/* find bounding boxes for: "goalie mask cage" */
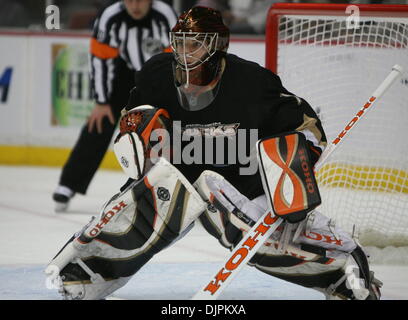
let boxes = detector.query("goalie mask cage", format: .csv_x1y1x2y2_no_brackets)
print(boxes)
266,3,408,247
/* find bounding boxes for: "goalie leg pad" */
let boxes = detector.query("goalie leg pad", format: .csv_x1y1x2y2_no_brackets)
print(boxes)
194,170,264,249
248,208,380,300
193,172,379,300
46,158,206,300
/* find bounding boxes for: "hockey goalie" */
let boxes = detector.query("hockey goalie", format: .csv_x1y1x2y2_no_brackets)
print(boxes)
45,6,382,300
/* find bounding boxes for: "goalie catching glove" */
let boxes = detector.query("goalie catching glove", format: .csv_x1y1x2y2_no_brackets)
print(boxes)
113,105,172,180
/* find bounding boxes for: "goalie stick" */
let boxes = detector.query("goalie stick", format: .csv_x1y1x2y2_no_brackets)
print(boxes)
192,64,404,300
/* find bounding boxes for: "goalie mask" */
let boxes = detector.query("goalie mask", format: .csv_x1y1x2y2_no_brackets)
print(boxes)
170,6,229,111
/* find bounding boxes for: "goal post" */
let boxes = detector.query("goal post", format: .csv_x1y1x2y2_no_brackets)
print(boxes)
265,3,408,247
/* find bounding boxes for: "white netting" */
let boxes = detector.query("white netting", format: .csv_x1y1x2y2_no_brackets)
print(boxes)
275,14,408,247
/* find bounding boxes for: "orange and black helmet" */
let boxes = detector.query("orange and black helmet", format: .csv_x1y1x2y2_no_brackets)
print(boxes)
170,7,229,111
171,6,229,54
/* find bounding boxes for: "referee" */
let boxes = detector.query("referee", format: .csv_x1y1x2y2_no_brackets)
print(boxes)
53,0,177,211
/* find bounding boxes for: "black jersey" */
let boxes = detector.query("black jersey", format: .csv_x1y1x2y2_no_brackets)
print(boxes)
127,53,327,199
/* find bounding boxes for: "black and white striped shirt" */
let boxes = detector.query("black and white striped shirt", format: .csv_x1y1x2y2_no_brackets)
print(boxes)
90,0,177,105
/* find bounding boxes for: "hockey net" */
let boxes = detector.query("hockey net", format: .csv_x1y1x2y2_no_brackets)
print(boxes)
266,3,408,249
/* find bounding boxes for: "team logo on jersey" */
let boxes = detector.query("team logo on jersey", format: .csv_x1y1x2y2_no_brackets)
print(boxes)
149,121,259,175
182,123,240,138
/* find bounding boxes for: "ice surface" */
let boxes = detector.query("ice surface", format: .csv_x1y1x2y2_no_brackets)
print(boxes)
0,165,407,300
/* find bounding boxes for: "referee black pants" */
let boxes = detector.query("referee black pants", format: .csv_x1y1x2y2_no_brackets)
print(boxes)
58,62,136,194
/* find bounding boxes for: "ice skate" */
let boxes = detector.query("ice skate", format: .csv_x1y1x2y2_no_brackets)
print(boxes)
53,185,75,212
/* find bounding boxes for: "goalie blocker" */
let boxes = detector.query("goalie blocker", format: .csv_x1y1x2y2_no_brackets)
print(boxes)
257,131,321,223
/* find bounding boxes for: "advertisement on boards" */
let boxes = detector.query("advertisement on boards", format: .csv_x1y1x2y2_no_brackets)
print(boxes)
51,43,94,127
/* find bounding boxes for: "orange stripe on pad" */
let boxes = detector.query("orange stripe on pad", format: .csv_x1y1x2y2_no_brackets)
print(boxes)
262,135,305,215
